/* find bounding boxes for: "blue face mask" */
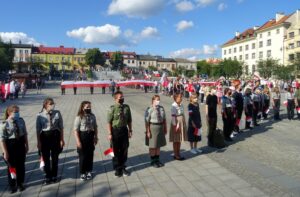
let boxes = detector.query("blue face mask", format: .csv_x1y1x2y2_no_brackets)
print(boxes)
13,112,20,120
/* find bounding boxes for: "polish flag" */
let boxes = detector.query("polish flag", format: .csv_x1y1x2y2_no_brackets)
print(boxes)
104,148,114,157
9,167,17,179
283,101,288,107
297,107,300,114
246,116,252,122
40,156,45,171
194,128,202,136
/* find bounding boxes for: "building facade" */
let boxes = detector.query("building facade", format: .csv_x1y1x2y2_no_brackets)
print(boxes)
137,55,158,69
174,58,197,71
12,43,33,63
157,58,176,72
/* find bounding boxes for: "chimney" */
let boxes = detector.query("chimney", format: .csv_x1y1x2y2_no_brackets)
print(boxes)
235,31,240,37
276,12,285,22
297,9,300,25
253,26,259,30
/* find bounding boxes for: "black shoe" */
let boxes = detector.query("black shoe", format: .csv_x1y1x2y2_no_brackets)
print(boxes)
52,177,58,183
152,162,160,168
43,178,52,185
122,168,131,177
225,137,233,142
114,170,122,177
10,186,17,194
254,123,259,126
173,156,185,161
245,126,253,130
156,161,164,167
18,184,26,192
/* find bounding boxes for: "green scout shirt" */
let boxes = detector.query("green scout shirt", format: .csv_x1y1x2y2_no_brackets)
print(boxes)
74,114,97,132
107,104,132,128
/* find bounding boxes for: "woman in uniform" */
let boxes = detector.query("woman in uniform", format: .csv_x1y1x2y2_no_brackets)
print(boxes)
170,93,187,160
244,88,253,129
272,87,281,121
0,105,29,193
145,95,167,168
262,87,271,119
222,88,234,141
187,93,202,154
74,101,98,180
36,98,65,185
286,86,295,120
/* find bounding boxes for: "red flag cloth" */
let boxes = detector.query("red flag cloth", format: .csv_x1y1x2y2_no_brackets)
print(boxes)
104,148,114,157
9,167,17,179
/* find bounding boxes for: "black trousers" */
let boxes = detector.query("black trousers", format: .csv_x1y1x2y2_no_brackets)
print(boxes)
112,127,129,171
263,100,270,119
287,99,295,120
253,102,259,125
90,87,94,94
245,105,253,128
200,93,204,103
297,99,300,119
102,87,105,94
223,110,234,138
273,99,280,120
73,87,77,95
5,136,26,188
40,130,62,179
207,117,217,146
78,132,95,174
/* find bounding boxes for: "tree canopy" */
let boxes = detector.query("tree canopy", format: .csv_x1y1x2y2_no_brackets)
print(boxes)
85,48,105,68
0,38,14,72
257,58,279,79
110,51,124,70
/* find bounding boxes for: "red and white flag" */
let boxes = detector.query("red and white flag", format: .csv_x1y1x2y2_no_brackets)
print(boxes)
9,167,17,179
193,128,202,136
246,116,252,123
283,100,288,107
40,156,45,171
297,107,300,114
104,148,114,157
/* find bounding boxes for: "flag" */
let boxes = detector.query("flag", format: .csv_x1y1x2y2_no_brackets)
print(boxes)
283,101,288,107
265,108,270,114
104,148,114,157
40,156,45,171
246,116,252,122
193,128,202,136
297,107,300,114
9,167,17,179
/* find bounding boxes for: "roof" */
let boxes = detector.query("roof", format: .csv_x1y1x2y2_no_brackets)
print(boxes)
12,44,33,48
107,51,136,58
75,48,88,54
157,58,176,62
257,14,291,31
174,58,195,63
223,28,255,46
33,45,75,54
137,55,158,61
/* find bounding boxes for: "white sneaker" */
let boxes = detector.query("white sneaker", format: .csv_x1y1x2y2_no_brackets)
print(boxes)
86,172,92,180
230,133,235,138
196,148,203,154
190,149,197,154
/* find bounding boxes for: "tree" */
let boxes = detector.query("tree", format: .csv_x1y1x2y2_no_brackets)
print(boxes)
0,38,14,72
110,51,124,70
85,48,105,69
219,59,243,79
291,55,300,78
257,58,279,79
274,64,294,81
196,60,212,77
148,65,157,71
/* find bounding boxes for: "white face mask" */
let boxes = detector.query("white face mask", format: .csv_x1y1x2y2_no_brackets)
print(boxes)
154,100,160,106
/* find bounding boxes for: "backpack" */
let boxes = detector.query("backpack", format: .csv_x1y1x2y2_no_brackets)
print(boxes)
213,128,226,148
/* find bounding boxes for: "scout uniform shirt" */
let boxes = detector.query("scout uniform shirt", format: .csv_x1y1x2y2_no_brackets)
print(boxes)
222,96,233,114
74,114,97,132
145,105,166,124
36,109,64,135
107,104,132,128
171,102,184,126
0,118,27,141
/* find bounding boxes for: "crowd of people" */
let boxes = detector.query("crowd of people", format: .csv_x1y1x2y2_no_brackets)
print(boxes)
1,76,300,194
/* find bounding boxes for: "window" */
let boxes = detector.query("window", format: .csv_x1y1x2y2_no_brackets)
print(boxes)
277,29,280,34
143,61,145,65
289,43,295,49
297,41,300,47
239,46,243,52
289,32,295,38
299,29,300,35
239,55,243,60
56,57,59,61
19,49,23,54
252,65,256,73
25,50,29,54
259,41,263,48
259,51,263,59
49,57,53,61
234,48,237,53
267,50,271,58
245,65,249,75
289,54,295,61
268,31,271,36
245,54,249,60
234,56,237,60
252,53,255,59
297,53,300,59
252,43,255,49
260,34,262,38
128,60,130,63
229,49,231,54
224,50,227,55
68,57,70,62
245,45,249,51
267,39,271,46
132,60,135,63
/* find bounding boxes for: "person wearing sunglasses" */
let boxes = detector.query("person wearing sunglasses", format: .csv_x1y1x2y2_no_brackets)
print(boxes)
36,98,64,185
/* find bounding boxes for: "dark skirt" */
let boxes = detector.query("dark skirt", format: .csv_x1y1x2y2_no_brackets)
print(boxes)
145,124,166,148
187,126,201,142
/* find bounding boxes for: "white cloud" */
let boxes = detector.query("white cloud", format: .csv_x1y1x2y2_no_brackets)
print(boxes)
195,0,215,7
169,45,218,59
176,1,195,12
0,32,40,45
176,20,194,32
66,24,128,46
140,27,159,38
203,44,218,55
108,0,165,18
237,0,244,3
218,3,227,11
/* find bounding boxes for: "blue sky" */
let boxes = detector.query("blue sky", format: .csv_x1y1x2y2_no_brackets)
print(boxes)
0,0,298,60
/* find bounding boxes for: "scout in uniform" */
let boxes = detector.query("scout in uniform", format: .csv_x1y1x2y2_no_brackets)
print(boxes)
36,98,65,184
271,87,281,120
107,91,132,177
232,85,244,133
252,88,261,126
286,86,295,120
0,105,29,193
244,88,253,129
145,95,167,168
74,101,98,181
262,87,271,119
206,87,218,147
222,88,234,141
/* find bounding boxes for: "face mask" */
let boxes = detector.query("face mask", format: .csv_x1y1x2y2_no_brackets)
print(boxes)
13,112,20,120
49,105,55,111
84,108,91,114
119,98,124,104
154,100,160,106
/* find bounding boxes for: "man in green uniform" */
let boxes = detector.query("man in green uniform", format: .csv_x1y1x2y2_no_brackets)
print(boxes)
107,91,132,177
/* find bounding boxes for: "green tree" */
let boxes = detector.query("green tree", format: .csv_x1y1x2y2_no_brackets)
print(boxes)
110,51,124,70
257,58,279,79
148,65,157,71
274,64,294,81
219,59,243,79
290,55,300,78
196,60,212,76
85,48,105,69
0,38,14,71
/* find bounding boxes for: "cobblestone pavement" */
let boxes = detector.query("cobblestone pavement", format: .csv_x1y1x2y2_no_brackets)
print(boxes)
0,84,299,197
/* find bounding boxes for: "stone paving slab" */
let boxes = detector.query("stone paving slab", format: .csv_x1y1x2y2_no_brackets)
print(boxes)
0,84,297,196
